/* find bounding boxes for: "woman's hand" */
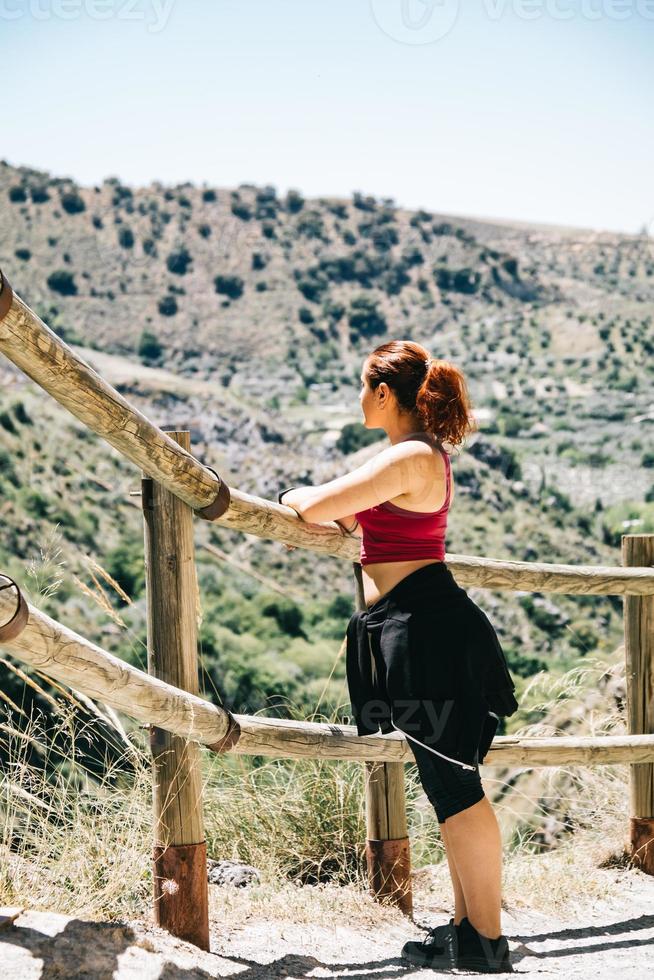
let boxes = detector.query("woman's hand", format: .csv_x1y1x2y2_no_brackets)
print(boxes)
283,518,350,552
282,501,302,552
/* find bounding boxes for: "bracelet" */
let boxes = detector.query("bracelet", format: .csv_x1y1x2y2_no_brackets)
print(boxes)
278,485,302,505
339,518,359,534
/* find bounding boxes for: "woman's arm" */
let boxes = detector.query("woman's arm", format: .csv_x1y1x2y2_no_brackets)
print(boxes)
278,441,433,524
280,510,361,553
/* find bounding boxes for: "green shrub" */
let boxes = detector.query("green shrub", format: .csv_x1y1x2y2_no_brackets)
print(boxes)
259,595,305,638
568,620,599,654
0,446,18,485
105,540,146,599
231,200,252,221
14,248,31,261
348,295,387,338
518,595,568,635
202,188,217,202
336,422,382,455
60,190,85,214
353,190,376,211
502,645,548,677
30,185,50,203
433,264,481,294
111,183,133,206
157,295,178,317
296,210,325,239
166,246,192,275
358,220,398,252
138,329,164,363
499,413,522,438
23,489,51,519
602,501,654,546
255,185,278,220
118,226,134,248
8,185,27,203
47,270,77,296
214,274,244,299
433,265,452,290
380,262,410,295
453,267,481,293
13,402,32,425
401,245,424,267
295,271,328,303
285,189,304,213
328,201,349,219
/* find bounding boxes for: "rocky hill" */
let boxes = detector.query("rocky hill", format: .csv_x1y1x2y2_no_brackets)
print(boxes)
2,162,654,955
1,158,653,742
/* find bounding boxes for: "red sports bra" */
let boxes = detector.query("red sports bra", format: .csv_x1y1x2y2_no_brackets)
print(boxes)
354,434,451,566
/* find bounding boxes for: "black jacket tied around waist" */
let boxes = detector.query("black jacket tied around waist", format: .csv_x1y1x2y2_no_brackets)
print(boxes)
345,562,519,770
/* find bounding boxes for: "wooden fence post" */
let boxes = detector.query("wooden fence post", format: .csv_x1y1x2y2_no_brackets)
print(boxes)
353,562,413,917
143,430,210,950
622,533,654,875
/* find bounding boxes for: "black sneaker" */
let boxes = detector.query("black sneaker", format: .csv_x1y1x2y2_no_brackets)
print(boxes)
455,916,513,973
400,916,458,970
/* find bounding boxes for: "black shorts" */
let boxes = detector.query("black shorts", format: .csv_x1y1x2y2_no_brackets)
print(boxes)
345,562,519,822
407,737,486,824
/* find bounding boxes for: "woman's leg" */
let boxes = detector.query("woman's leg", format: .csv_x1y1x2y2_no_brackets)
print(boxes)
438,820,468,925
440,796,503,940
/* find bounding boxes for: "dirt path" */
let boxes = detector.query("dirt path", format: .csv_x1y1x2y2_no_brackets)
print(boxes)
2,862,653,978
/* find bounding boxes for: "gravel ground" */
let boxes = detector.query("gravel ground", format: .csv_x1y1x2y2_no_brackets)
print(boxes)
1,863,653,978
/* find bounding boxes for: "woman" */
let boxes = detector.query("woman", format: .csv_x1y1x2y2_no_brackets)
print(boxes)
278,340,517,974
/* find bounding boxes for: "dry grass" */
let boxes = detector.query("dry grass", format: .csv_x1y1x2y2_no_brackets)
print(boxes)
0,708,152,919
0,653,638,928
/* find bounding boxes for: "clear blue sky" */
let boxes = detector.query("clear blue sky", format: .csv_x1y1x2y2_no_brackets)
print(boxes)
2,0,652,234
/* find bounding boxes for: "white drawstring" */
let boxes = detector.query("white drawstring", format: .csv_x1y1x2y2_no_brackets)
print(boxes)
389,719,479,771
367,628,478,772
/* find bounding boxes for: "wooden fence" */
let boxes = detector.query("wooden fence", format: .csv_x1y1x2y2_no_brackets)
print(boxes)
1,267,653,948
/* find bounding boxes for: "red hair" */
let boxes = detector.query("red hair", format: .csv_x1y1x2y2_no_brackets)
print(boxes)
365,340,477,448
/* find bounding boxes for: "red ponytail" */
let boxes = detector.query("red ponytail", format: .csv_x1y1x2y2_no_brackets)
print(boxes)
366,341,477,448
416,357,477,447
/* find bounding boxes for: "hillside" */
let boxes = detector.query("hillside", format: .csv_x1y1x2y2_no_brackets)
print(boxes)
1,158,652,499
1,159,653,848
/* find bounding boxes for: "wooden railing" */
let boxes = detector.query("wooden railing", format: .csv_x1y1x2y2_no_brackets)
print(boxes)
1,267,653,946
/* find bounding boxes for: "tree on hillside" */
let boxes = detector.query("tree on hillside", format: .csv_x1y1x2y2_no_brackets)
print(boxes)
348,295,387,338
60,190,86,214
214,274,244,299
138,329,164,363
47,270,77,296
166,246,192,275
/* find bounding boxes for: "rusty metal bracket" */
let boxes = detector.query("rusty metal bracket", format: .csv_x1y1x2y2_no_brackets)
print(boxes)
207,711,241,754
0,269,14,320
0,577,29,643
194,466,231,522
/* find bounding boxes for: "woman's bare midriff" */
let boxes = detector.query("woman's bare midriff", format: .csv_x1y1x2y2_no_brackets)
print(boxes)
357,439,454,608
361,558,444,608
